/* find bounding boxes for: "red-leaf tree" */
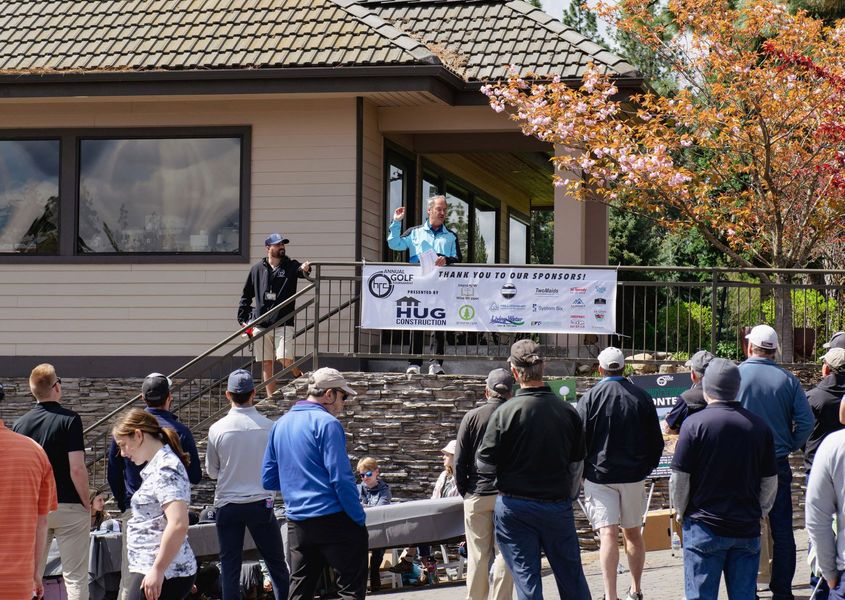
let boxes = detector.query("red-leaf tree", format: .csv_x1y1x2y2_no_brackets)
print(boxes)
482,0,845,359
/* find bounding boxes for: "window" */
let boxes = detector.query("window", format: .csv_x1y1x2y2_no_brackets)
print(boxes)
78,138,241,254
0,127,250,263
384,148,416,262
0,140,60,254
509,213,529,264
475,201,497,264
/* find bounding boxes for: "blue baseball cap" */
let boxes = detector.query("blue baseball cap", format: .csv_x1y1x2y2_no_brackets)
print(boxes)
264,233,290,246
227,369,255,393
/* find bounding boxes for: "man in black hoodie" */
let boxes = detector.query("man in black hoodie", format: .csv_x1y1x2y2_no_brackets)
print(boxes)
664,350,715,433
805,347,845,472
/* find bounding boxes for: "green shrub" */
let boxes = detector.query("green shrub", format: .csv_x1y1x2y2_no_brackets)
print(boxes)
654,300,713,354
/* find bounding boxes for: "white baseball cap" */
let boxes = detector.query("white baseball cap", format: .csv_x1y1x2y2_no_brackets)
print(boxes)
598,346,625,370
745,324,779,350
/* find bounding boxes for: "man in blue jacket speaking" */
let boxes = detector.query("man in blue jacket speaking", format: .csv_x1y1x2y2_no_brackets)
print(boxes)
387,195,462,375
262,367,367,600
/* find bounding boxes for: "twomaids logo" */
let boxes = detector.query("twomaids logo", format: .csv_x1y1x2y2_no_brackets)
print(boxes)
535,287,559,296
395,296,446,325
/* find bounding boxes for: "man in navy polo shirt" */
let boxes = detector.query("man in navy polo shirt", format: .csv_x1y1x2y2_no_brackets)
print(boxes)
671,358,778,600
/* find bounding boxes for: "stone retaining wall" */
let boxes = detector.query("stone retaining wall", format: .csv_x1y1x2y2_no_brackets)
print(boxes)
1,369,818,552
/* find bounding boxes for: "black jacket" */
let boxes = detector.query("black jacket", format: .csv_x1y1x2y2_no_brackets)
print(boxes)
577,377,664,484
455,396,509,496
476,385,585,500
237,256,304,328
665,384,706,431
804,373,845,470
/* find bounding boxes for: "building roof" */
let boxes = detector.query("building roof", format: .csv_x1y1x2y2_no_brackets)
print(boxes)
0,0,636,82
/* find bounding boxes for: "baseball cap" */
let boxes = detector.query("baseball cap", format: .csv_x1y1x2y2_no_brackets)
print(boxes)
141,373,172,403
227,369,254,393
745,324,779,350
264,233,290,246
824,331,845,350
508,340,543,367
685,350,715,375
702,358,742,402
309,367,357,396
198,506,217,523
485,368,514,395
598,346,625,370
441,440,457,455
822,348,845,372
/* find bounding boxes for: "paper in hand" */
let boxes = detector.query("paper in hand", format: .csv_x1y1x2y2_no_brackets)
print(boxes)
418,249,439,275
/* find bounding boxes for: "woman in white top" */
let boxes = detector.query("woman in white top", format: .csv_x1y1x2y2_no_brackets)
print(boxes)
112,408,196,600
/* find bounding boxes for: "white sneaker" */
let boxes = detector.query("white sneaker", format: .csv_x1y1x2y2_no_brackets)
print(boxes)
406,365,421,375
428,363,445,375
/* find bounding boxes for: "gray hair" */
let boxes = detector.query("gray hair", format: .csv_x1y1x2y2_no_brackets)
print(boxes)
308,386,329,397
427,195,447,210
511,362,544,382
602,367,625,377
750,344,777,358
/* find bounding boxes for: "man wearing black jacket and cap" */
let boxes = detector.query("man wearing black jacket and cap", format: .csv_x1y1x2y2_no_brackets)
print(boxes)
238,233,311,398
664,350,715,433
454,368,514,600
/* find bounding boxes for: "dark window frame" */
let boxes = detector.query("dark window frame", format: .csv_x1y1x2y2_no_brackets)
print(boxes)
0,126,251,264
383,143,417,261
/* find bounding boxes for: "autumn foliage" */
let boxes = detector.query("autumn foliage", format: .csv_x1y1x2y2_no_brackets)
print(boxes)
482,0,845,271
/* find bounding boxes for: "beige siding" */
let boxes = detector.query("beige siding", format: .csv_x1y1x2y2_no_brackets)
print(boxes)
0,97,358,357
361,99,384,262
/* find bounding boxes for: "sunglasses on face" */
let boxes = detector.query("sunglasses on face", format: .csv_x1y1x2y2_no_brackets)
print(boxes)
334,389,349,401
359,470,374,478
52,377,62,388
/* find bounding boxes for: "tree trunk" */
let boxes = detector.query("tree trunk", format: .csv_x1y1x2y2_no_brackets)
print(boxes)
774,275,795,363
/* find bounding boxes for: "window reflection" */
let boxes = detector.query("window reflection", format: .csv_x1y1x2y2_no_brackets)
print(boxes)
509,217,528,264
475,203,496,264
78,138,241,253
445,187,470,261
0,140,60,254
387,164,404,228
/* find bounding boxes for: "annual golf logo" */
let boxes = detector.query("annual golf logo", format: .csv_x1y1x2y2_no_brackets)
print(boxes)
367,273,394,299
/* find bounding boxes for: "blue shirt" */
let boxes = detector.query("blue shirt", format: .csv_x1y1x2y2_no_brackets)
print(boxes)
737,357,813,458
387,219,462,264
262,401,365,525
107,407,202,512
672,402,777,537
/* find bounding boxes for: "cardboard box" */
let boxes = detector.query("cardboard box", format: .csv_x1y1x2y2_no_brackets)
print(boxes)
642,508,682,551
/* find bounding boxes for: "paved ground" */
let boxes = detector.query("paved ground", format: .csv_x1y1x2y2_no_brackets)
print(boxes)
372,529,815,600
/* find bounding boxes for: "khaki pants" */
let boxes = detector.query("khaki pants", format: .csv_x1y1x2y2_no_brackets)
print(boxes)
464,494,513,600
757,517,773,584
117,509,133,600
38,503,90,600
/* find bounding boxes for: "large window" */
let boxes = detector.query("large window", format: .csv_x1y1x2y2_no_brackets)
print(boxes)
384,148,416,261
0,140,60,254
0,128,250,262
509,213,529,264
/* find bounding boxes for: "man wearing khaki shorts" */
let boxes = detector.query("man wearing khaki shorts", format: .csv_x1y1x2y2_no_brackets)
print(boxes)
238,233,311,397
576,347,664,600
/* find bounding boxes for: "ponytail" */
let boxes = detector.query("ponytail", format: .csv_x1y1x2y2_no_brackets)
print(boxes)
112,408,190,469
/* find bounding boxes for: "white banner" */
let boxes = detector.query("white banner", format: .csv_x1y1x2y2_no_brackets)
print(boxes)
361,264,617,334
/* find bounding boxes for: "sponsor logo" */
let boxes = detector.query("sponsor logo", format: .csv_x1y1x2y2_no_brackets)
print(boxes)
530,320,543,326
367,273,394,299
458,305,476,321
594,297,607,305
535,287,559,296
533,303,565,312
501,283,517,299
656,375,675,386
570,314,586,319
569,318,586,329
593,310,607,321
489,303,500,311
569,287,588,294
596,285,608,294
571,297,586,307
395,296,446,325
490,315,525,327
458,284,478,299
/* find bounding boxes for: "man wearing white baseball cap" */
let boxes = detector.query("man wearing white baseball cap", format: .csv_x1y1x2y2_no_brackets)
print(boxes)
262,367,366,600
577,347,663,600
737,325,813,600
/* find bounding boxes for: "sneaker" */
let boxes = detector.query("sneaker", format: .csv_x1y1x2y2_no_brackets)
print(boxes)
626,590,643,600
406,365,421,375
428,363,445,375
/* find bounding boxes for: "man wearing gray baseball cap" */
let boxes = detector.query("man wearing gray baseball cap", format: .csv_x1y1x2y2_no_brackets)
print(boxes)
672,357,777,600
262,367,366,599
454,368,515,600
664,350,715,433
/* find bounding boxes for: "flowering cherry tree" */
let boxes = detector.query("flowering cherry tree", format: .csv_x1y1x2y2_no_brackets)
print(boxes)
483,0,845,359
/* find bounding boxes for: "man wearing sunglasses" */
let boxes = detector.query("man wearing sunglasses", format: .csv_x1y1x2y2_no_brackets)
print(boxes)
262,367,367,600
13,363,90,600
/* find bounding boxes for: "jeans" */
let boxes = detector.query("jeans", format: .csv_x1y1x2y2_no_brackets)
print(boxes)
216,500,289,600
682,519,760,600
494,495,590,600
823,571,845,600
288,511,369,600
769,457,797,600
